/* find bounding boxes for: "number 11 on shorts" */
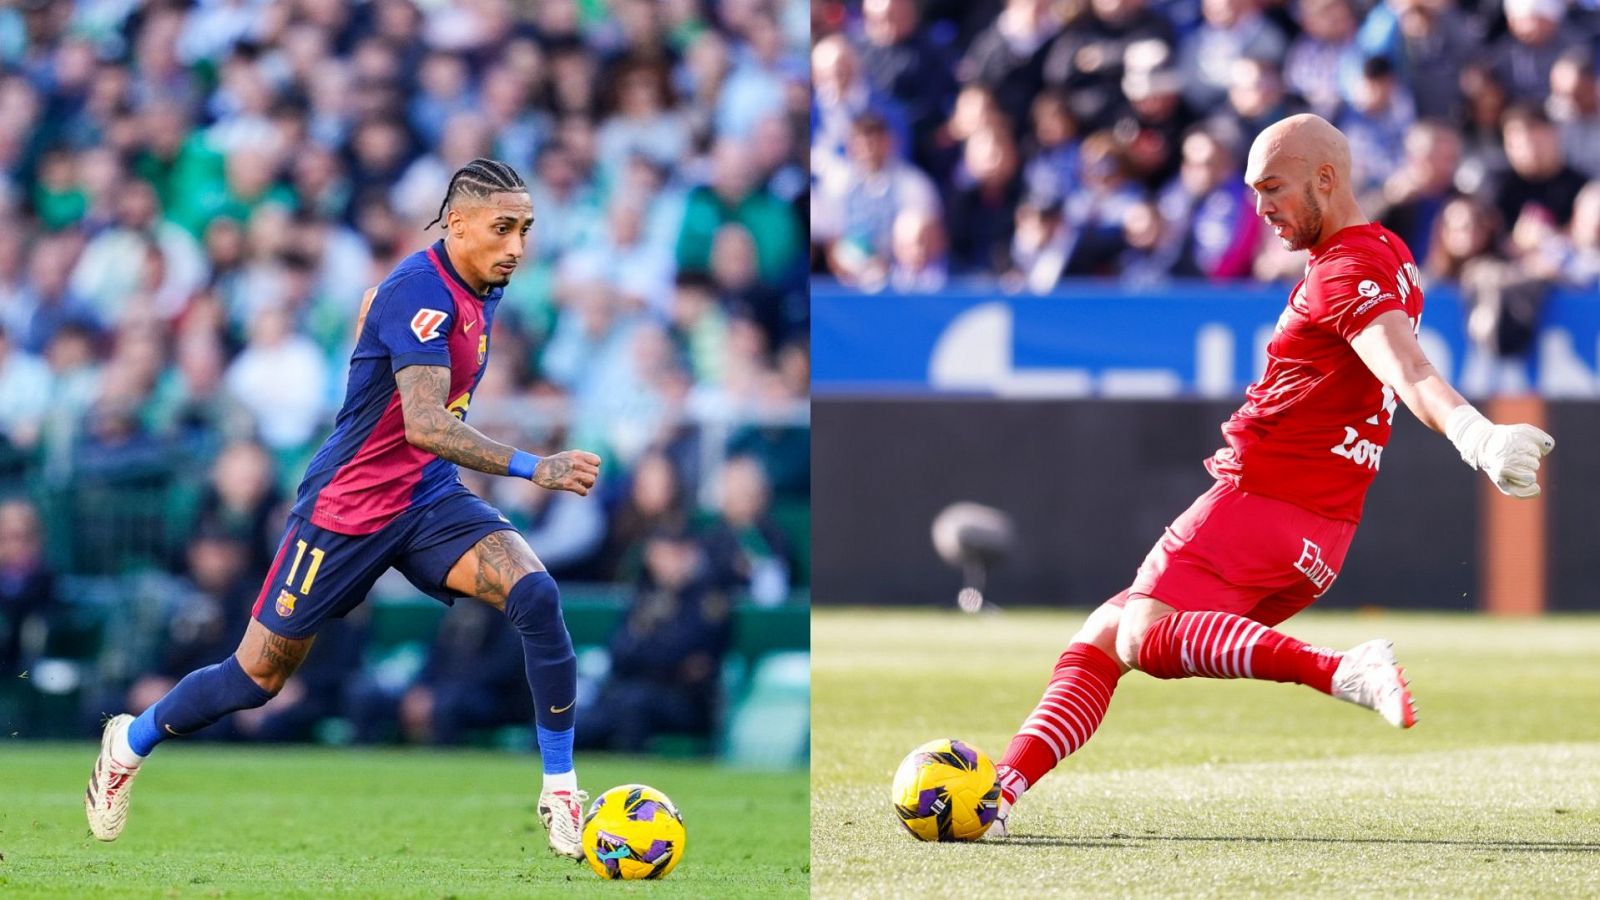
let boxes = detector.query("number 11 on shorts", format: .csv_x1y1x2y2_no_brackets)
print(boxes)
286,539,326,594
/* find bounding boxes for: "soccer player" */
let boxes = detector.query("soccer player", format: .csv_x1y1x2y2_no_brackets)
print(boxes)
85,159,604,859
988,115,1555,836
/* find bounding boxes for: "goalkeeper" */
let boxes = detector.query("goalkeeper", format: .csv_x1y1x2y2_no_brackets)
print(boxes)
989,115,1554,837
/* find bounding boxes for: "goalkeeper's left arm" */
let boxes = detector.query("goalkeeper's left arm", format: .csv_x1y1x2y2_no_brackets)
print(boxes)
1351,310,1554,498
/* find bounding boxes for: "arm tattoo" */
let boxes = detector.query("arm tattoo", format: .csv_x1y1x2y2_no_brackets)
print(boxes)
395,365,515,475
257,631,313,676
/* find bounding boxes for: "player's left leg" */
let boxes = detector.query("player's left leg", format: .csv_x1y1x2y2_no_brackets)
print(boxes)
1118,592,1417,728
440,529,583,859
1112,481,1418,727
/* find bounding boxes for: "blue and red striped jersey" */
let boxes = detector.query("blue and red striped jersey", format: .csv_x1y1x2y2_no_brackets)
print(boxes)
291,240,502,535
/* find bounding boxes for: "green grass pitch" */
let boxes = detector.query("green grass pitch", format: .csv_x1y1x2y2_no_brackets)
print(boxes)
0,745,807,897
812,608,1600,898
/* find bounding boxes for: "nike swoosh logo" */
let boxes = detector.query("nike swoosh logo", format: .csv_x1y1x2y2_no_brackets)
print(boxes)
549,701,574,714
164,723,188,736
464,318,478,332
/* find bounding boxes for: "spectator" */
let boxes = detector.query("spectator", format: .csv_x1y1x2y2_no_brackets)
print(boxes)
1284,0,1362,120
947,122,1025,273
1042,0,1176,130
1112,62,1199,190
1559,179,1600,286
813,112,941,288
811,34,912,184
676,137,803,287
189,439,282,575
1206,56,1306,156
69,177,207,323
1177,0,1287,111
959,0,1064,128
1021,88,1083,208
1547,48,1600,179
9,233,95,354
0,325,52,450
223,304,329,454
1156,128,1261,280
1491,105,1589,231
703,455,793,606
1371,120,1462,259
575,526,732,753
855,0,959,173
597,58,691,179
1354,0,1479,120
1456,64,1511,189
887,208,951,293
1489,0,1579,105
1425,194,1504,283
0,498,54,680
1061,130,1144,275
1117,198,1195,285
348,601,532,745
1006,195,1074,292
716,10,802,140
1338,56,1417,196
125,529,256,730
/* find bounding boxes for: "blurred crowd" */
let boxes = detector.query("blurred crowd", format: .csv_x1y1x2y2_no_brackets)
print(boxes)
0,0,810,751
811,0,1600,341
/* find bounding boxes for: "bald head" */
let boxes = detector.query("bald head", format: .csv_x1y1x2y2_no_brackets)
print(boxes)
1245,114,1365,250
1246,113,1351,189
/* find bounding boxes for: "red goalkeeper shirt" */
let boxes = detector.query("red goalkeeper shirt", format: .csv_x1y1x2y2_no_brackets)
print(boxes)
1205,222,1425,522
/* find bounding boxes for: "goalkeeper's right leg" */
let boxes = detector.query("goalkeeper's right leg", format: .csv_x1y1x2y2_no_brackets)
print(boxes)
990,596,1130,838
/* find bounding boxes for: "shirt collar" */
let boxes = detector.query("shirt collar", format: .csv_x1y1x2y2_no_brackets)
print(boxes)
432,239,495,298
1307,221,1374,261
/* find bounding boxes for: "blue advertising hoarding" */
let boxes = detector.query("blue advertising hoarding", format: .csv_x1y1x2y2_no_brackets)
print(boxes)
813,280,1600,398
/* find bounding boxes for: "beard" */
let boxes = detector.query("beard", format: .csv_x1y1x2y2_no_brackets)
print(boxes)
1282,184,1324,251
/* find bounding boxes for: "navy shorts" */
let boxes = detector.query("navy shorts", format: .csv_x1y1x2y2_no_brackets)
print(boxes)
251,489,514,639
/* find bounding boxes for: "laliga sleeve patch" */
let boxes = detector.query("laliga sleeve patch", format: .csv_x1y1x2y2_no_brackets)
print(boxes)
410,308,449,342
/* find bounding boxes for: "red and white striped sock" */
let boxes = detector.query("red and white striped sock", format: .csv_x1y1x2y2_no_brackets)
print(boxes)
996,642,1122,804
1136,610,1341,692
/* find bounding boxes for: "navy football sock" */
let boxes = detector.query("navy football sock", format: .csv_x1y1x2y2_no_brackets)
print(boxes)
127,655,276,756
503,571,577,774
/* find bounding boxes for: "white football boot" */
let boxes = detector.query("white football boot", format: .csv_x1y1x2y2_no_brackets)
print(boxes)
989,795,1013,838
85,714,142,841
987,764,1026,839
538,788,588,859
1331,639,1419,728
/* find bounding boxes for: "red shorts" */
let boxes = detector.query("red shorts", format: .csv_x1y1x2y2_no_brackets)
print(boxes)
1114,480,1357,627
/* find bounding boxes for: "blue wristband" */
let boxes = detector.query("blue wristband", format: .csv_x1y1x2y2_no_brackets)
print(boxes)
508,450,541,480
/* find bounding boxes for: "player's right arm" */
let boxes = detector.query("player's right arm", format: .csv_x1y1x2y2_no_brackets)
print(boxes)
394,364,600,495
1350,309,1554,498
372,274,599,495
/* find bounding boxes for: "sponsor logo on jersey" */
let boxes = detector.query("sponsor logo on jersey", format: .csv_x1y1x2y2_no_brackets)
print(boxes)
275,590,298,618
410,308,449,342
1353,292,1397,317
1358,279,1381,298
1293,538,1339,597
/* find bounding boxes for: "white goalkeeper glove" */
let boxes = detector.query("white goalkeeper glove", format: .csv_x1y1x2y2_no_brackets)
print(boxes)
1445,405,1555,499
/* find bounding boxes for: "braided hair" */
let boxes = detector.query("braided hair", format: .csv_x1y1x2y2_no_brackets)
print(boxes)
424,158,527,231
